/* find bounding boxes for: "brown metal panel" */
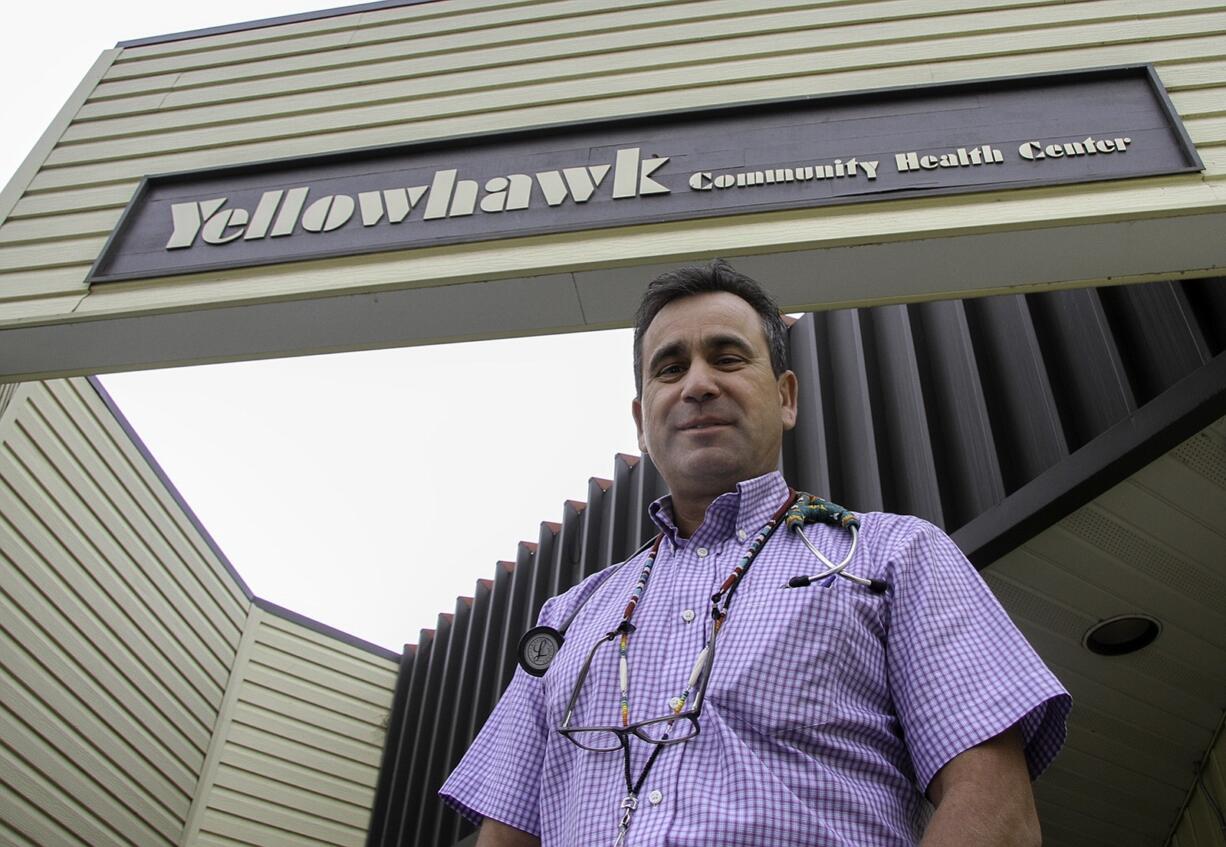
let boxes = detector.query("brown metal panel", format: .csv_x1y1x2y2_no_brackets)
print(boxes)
526,523,558,637
416,597,473,847
1025,287,1136,451
860,304,945,527
471,562,515,743
396,611,451,847
606,453,641,566
963,293,1069,492
909,299,1006,530
1098,281,1213,405
547,502,578,599
438,582,491,847
495,543,535,693
561,500,589,594
1180,276,1226,357
783,314,832,499
579,477,613,581
817,308,884,512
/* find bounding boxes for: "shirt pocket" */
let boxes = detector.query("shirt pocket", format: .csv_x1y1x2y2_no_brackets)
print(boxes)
540,618,623,730
707,583,876,734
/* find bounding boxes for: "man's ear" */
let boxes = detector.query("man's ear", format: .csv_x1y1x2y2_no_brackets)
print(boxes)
632,397,648,454
779,370,799,431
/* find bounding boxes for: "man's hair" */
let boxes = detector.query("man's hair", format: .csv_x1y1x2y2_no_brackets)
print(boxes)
632,259,790,396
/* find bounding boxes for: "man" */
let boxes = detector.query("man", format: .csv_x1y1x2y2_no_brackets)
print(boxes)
442,260,1070,846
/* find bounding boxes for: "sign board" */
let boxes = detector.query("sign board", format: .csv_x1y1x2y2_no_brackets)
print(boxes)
89,66,1201,284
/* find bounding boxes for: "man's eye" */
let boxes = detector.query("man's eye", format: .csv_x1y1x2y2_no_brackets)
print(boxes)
656,364,685,377
715,355,745,366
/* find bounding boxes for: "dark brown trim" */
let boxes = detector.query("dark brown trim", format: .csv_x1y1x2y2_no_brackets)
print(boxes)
954,350,1226,568
254,596,402,662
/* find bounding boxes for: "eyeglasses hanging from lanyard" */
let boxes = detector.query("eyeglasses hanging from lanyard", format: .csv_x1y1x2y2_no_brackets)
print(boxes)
530,489,888,847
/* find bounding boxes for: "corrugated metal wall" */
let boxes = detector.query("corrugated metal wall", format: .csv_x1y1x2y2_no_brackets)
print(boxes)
2,0,1224,330
0,377,399,847
368,275,1226,847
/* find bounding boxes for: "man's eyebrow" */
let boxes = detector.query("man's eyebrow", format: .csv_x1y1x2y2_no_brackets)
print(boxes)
703,333,754,354
646,333,756,375
646,340,688,375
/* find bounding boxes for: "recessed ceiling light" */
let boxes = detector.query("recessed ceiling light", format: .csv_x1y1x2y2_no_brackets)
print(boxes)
1083,614,1161,656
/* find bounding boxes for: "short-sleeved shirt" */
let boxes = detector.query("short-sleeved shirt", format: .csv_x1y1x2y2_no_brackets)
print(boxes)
440,472,1070,846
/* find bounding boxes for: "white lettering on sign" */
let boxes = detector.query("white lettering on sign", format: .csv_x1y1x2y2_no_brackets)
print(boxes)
1018,136,1131,160
894,145,1005,172
165,148,670,250
689,157,879,191
164,134,1141,252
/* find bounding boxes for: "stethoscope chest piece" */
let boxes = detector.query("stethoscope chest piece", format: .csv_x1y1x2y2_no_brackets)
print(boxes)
518,625,565,677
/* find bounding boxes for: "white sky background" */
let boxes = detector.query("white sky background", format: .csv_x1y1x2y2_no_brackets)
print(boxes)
1,1,643,651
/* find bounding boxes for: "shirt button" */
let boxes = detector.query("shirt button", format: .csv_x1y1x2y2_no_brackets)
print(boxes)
696,547,709,558
737,529,747,541
680,608,696,623
667,696,683,710
648,789,663,805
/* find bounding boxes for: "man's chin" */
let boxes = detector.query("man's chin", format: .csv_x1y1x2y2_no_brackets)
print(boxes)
668,455,759,492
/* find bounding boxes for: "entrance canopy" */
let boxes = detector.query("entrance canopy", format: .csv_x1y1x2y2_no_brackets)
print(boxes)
1,2,1224,381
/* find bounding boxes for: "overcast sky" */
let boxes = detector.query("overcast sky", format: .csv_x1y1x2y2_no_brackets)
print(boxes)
2,1,644,651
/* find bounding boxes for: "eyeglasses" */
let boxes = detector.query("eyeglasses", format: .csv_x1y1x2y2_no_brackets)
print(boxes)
557,623,719,752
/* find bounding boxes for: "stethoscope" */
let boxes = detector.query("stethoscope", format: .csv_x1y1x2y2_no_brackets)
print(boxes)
517,492,888,677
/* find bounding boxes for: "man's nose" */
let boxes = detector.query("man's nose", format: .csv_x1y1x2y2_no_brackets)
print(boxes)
681,360,721,401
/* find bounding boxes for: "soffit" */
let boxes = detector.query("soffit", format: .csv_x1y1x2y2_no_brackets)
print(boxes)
987,416,1226,847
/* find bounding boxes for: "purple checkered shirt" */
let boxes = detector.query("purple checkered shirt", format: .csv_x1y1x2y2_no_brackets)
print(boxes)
441,472,1070,846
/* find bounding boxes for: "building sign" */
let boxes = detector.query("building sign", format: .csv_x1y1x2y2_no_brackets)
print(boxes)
89,66,1200,284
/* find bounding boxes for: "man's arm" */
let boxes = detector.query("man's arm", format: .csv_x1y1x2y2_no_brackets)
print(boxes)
920,725,1041,847
475,818,540,847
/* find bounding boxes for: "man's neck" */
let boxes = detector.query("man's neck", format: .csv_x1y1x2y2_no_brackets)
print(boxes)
670,498,712,539
665,472,787,538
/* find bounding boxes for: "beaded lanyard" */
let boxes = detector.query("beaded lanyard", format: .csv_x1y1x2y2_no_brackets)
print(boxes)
609,488,857,846
613,491,793,728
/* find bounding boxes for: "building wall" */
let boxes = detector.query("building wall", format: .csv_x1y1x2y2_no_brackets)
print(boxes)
184,604,398,847
1,0,1224,340
1167,717,1226,847
0,377,246,846
0,377,397,847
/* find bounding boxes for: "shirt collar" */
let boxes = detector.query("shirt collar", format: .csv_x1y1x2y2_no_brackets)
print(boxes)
648,471,792,548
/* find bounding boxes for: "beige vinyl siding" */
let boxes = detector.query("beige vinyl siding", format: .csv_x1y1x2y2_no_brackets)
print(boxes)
0,377,247,846
187,606,396,847
2,0,1226,328
1167,716,1226,847
0,377,398,846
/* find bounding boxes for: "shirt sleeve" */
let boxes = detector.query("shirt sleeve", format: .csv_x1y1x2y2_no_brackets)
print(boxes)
438,663,550,834
882,519,1072,792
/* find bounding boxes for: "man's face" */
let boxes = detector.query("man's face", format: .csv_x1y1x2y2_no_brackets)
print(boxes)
632,291,798,502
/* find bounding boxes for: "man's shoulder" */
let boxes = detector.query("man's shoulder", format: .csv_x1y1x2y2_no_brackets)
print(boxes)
853,509,947,544
538,546,648,625
844,509,969,572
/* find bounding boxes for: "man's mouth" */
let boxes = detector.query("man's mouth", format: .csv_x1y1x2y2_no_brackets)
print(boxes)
681,419,731,431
